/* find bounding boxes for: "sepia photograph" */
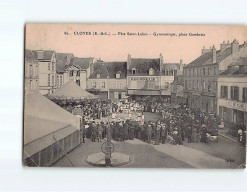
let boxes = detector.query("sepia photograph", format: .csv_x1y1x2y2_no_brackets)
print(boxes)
23,24,247,168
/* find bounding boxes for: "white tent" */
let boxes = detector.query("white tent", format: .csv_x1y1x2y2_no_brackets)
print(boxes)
50,80,97,99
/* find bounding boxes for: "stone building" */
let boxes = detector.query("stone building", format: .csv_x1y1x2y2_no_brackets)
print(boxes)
25,50,39,94
183,40,247,114
217,57,247,133
31,50,57,95
87,61,127,100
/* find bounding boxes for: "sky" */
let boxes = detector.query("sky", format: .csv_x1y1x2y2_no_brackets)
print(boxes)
26,24,247,64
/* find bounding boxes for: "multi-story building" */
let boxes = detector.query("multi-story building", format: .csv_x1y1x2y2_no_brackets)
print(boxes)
63,57,95,89
217,57,247,133
160,59,185,103
87,61,127,100
171,75,185,105
183,39,247,114
126,54,162,100
31,50,57,95
56,53,74,88
24,50,39,94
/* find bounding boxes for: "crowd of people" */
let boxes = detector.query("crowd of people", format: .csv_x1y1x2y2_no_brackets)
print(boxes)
54,97,246,147
78,100,230,146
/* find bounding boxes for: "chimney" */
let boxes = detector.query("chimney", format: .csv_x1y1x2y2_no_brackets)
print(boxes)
179,59,184,71
37,50,44,60
220,40,231,51
160,53,164,72
231,39,239,59
201,46,211,55
212,45,216,63
127,53,131,70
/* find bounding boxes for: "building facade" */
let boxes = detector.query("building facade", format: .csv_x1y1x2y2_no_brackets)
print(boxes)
184,40,247,114
25,50,39,94
31,50,57,95
87,61,127,100
217,58,247,133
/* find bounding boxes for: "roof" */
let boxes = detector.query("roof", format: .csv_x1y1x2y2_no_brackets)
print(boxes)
69,57,93,69
56,53,74,61
25,49,36,60
90,61,127,79
24,92,80,145
31,50,55,61
186,44,245,68
56,60,67,73
128,58,160,75
50,80,97,99
160,63,182,75
220,57,247,76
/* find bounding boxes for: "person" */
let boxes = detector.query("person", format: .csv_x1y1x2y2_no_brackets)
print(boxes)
123,122,129,140
187,126,192,143
147,123,152,144
155,121,161,145
92,122,97,142
172,128,179,145
241,130,246,147
200,124,208,143
129,124,135,140
97,123,103,142
160,123,167,144
237,127,243,143
119,122,124,141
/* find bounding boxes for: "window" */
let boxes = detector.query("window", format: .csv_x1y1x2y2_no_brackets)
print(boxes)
208,68,211,76
221,86,228,99
48,63,50,71
185,80,187,89
96,74,100,78
56,75,59,85
193,69,195,76
243,88,247,102
119,83,123,89
114,92,118,99
29,64,33,77
202,80,205,91
121,92,126,99
192,80,195,89
149,68,154,75
102,82,105,88
231,86,239,101
52,62,55,71
92,81,96,88
214,67,216,76
197,68,200,77
60,75,63,85
48,74,50,86
164,82,169,90
52,75,54,86
76,80,80,86
69,70,73,77
132,68,136,75
203,68,205,76
165,69,169,76
76,71,80,76
239,66,244,74
116,72,121,79
208,81,211,92
189,69,192,76
197,81,200,90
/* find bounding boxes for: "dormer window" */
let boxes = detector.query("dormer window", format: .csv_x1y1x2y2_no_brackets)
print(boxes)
149,68,154,75
132,68,136,75
116,71,121,79
97,74,100,78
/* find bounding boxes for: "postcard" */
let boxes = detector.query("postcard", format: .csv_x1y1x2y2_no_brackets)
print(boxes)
24,24,246,168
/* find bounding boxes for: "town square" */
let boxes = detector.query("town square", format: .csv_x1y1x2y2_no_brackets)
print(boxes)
23,24,246,168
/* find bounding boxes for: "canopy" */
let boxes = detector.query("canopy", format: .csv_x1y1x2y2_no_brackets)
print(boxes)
24,92,80,145
50,80,97,99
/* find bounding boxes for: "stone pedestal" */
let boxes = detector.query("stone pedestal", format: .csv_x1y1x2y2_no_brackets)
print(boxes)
86,152,130,167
